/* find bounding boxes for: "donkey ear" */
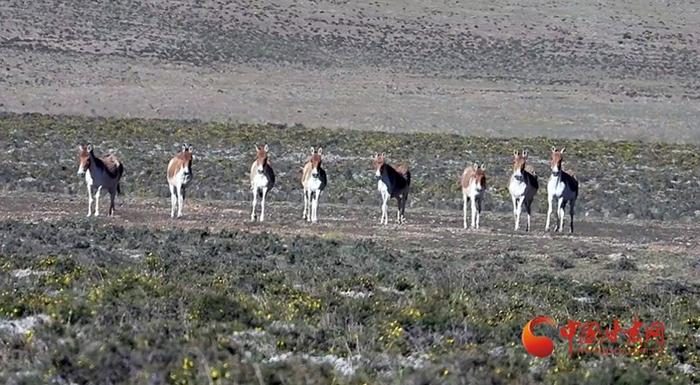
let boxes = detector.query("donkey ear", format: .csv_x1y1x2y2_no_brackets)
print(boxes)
264,144,269,152
560,147,566,154
472,162,478,169
188,145,194,152
317,147,323,155
523,150,528,157
87,144,93,152
254,144,259,152
480,162,485,170
551,146,557,152
78,144,84,151
513,150,518,157
310,147,315,154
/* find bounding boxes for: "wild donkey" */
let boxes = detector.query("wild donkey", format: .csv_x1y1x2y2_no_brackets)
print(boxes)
301,147,327,223
77,144,124,217
167,144,193,218
546,147,579,233
373,153,411,225
250,144,275,222
461,163,486,229
508,150,538,231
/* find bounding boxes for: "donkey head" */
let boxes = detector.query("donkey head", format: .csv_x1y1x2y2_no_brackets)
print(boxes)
472,162,486,190
373,153,386,178
77,144,94,175
254,144,269,173
309,147,323,178
512,150,528,174
550,147,565,173
180,143,194,178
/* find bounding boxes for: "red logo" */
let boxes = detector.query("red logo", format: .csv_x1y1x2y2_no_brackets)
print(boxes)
521,316,556,357
522,317,665,358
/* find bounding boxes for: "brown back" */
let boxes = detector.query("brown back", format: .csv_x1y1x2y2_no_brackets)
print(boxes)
461,163,486,189
167,146,193,179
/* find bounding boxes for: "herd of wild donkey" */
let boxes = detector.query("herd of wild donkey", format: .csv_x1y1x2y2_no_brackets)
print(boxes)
76,142,580,233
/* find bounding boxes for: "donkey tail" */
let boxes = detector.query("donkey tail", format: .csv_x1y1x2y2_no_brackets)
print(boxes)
403,169,411,186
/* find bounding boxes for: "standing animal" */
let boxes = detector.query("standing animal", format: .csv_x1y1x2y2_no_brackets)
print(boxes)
545,147,579,233
250,144,275,222
301,147,327,223
167,144,193,218
77,144,124,217
508,150,539,231
373,153,411,225
461,162,486,229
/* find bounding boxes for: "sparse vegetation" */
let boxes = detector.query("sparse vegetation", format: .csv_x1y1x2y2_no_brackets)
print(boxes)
0,113,699,384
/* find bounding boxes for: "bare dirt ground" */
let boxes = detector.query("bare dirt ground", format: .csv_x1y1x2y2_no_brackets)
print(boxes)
1,0,699,142
2,191,698,287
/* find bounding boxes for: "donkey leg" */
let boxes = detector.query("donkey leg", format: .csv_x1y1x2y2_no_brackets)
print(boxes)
260,187,268,222
86,184,94,217
569,200,575,234
303,189,309,220
169,184,177,218
177,187,186,218
516,198,525,231
401,194,408,224
545,195,553,231
94,186,102,217
470,196,477,229
381,192,389,225
557,198,565,232
108,189,116,216
524,200,532,232
396,197,402,224
476,198,482,229
463,193,468,229
511,196,518,231
251,189,258,221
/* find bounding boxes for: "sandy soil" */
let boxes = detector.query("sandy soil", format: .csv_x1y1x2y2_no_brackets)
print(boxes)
1,0,699,142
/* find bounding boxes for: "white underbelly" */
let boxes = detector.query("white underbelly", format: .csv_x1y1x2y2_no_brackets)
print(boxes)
253,173,268,189
170,168,191,187
307,177,322,192
509,179,526,197
466,184,482,199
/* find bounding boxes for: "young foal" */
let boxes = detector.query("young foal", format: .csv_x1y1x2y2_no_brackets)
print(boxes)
545,147,579,233
508,150,539,231
461,163,486,229
250,144,275,222
301,147,327,223
77,144,124,217
167,144,193,218
373,153,411,225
